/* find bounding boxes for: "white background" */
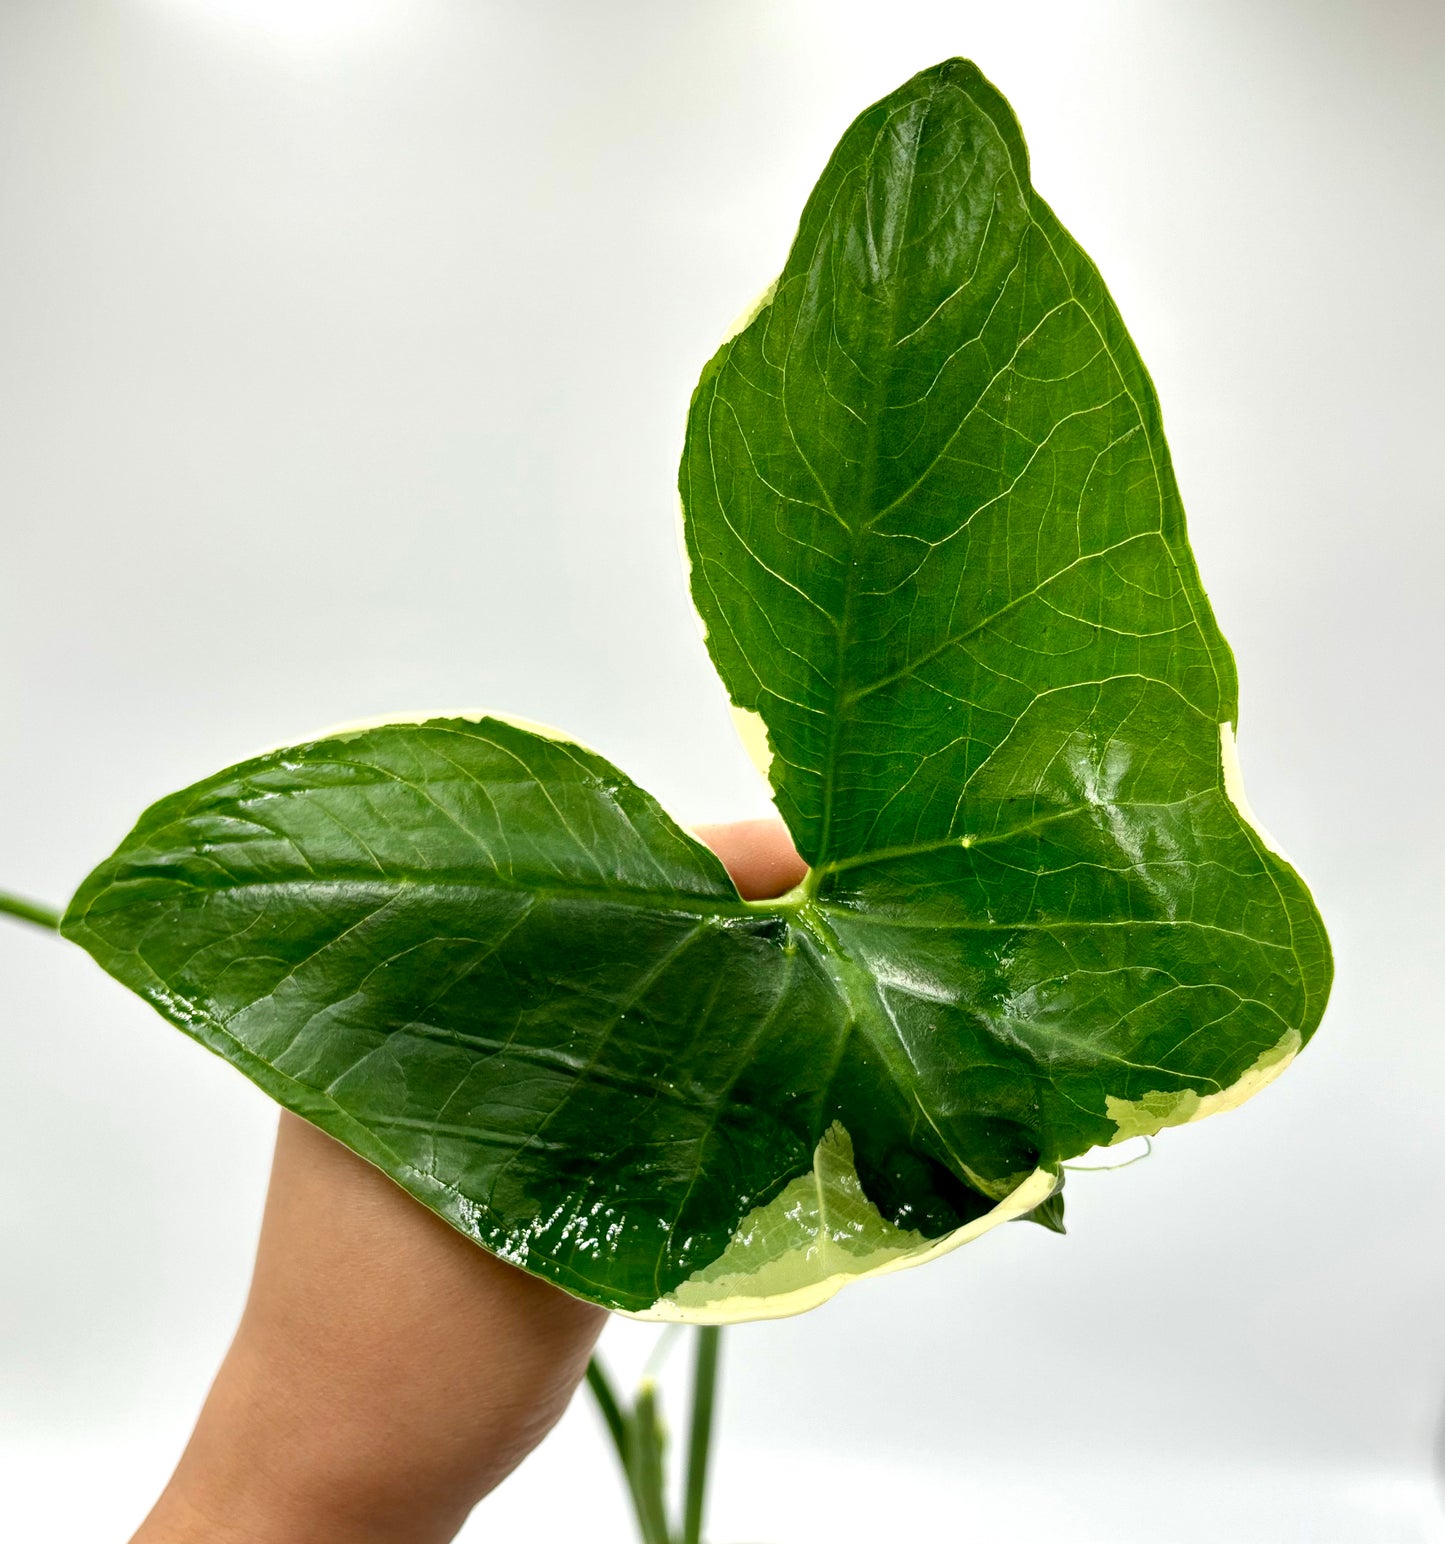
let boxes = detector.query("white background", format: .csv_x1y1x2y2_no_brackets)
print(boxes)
3,2,1442,1540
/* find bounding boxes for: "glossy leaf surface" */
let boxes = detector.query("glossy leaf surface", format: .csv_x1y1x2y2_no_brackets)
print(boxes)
65,61,1330,1318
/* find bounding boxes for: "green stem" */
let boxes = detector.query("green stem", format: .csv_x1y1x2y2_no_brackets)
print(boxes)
0,889,62,931
588,1357,669,1544
631,1379,672,1544
586,1356,630,1460
681,1326,721,1544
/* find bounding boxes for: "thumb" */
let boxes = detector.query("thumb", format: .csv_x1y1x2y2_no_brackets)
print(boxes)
691,819,807,901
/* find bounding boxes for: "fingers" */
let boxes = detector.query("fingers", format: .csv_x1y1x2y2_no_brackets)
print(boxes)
692,818,808,901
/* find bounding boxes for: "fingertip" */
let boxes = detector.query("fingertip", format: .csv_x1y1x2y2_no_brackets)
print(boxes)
692,819,808,900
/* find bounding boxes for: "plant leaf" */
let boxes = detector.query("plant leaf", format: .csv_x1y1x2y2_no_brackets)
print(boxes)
679,58,1329,1184
64,60,1330,1320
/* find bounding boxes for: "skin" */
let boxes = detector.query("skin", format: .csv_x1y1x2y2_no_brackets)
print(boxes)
132,819,807,1544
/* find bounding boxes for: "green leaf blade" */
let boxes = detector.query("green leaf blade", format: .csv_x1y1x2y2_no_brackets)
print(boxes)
67,60,1331,1322
681,57,1329,1176
64,717,846,1312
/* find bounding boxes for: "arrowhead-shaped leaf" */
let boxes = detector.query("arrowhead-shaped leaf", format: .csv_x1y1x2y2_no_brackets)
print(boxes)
64,61,1331,1319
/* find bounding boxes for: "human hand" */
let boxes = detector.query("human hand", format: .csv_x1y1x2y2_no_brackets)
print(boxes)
132,818,806,1544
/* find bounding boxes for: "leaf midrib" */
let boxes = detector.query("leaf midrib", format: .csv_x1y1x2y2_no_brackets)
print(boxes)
76,873,763,924
813,86,935,865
